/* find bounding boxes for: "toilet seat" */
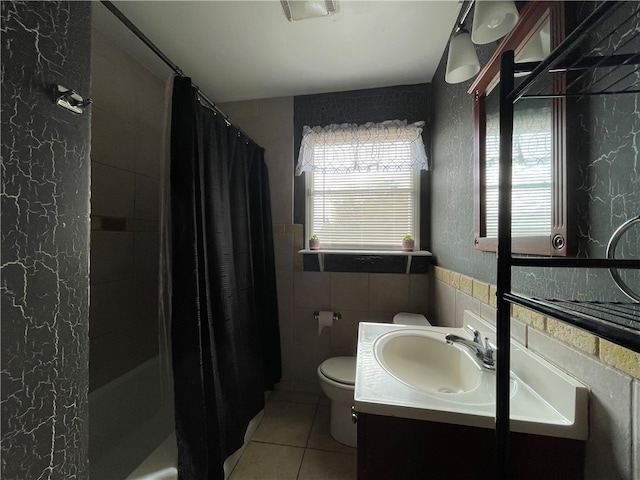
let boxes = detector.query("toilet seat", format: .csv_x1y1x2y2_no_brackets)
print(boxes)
319,356,356,385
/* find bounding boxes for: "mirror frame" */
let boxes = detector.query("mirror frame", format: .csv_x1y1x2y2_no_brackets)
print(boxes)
468,1,574,256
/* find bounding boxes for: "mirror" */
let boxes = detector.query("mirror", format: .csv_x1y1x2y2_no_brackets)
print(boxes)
469,1,572,256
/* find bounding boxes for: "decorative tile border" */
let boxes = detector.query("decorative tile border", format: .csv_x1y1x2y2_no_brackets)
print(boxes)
434,266,639,379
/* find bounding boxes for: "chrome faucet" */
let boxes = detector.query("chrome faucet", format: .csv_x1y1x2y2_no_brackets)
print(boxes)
445,325,496,370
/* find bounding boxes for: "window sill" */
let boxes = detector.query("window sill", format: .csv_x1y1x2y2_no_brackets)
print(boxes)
298,249,433,273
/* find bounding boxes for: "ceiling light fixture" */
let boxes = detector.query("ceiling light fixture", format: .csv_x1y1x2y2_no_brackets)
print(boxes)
444,0,519,84
281,0,339,22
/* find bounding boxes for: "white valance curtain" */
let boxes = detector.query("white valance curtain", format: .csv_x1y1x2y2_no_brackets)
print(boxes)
295,119,429,176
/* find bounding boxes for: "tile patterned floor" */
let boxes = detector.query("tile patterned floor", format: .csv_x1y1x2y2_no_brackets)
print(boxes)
228,391,357,480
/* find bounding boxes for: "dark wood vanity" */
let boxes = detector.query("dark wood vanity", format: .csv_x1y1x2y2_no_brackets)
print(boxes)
357,412,585,480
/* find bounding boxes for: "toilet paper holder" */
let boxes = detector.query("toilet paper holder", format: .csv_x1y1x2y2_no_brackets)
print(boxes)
314,311,342,322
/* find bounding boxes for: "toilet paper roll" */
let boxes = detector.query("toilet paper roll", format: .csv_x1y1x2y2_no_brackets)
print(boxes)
317,311,334,336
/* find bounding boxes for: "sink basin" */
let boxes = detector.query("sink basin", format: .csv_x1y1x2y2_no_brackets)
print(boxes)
356,314,589,440
373,329,483,395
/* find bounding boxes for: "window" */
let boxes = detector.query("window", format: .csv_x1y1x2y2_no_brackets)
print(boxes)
295,120,428,250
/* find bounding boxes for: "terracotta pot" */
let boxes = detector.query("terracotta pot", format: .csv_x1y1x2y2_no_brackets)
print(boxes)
402,239,415,252
309,239,320,250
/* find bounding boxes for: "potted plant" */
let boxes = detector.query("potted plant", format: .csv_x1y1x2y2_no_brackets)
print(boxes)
309,234,320,250
402,234,415,252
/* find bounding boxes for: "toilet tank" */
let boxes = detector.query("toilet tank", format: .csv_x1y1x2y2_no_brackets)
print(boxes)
393,312,431,326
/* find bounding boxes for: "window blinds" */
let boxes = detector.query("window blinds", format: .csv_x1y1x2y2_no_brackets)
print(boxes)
296,120,427,250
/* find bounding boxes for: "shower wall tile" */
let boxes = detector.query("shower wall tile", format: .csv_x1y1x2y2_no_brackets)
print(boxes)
134,174,160,221
134,127,163,179
133,69,167,135
90,280,136,338
90,328,158,392
91,30,138,123
133,277,160,331
331,273,369,311
91,231,135,284
528,329,633,479
134,231,160,279
90,28,166,395
91,106,136,171
369,274,410,312
91,162,135,218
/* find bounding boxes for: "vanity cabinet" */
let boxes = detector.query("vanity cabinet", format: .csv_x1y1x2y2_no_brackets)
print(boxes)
356,412,584,480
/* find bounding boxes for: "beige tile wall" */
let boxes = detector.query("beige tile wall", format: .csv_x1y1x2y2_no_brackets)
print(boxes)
431,265,640,480
89,29,166,391
273,223,430,392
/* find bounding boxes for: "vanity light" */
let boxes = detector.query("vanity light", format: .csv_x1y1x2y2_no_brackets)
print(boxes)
444,0,519,84
445,29,481,84
280,0,339,22
471,0,519,45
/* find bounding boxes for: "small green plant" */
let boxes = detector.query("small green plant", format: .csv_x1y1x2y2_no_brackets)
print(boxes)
310,234,318,240
403,234,413,241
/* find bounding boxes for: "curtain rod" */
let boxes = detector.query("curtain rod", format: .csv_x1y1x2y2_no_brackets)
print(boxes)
99,0,255,143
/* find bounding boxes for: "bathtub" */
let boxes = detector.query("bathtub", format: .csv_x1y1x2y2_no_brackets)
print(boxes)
126,409,264,480
90,355,265,480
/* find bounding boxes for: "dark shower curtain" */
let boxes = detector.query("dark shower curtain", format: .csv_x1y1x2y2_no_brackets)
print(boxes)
169,76,281,480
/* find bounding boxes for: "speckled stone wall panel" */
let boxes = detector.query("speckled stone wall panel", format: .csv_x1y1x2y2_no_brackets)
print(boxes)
1,2,91,479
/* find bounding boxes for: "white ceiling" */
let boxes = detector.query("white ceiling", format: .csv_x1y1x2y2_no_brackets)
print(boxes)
92,1,462,103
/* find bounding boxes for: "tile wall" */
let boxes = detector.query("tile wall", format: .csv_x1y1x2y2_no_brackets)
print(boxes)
273,225,430,392
431,266,640,480
89,29,166,391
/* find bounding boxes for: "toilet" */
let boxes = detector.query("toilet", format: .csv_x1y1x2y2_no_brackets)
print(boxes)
317,312,431,447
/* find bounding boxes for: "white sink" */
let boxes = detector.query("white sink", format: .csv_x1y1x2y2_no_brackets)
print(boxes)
354,311,589,440
374,329,482,394
373,328,516,405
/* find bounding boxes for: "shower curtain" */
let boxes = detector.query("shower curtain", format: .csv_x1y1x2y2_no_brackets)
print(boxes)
169,76,281,480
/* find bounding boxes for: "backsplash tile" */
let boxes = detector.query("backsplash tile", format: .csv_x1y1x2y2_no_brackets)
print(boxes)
528,329,633,479
546,317,598,356
432,265,638,479
599,340,640,378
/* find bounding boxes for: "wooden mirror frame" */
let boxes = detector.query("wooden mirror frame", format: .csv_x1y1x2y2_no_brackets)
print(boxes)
469,1,573,256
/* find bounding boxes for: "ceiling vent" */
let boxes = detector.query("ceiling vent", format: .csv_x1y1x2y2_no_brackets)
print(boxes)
281,1,339,22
